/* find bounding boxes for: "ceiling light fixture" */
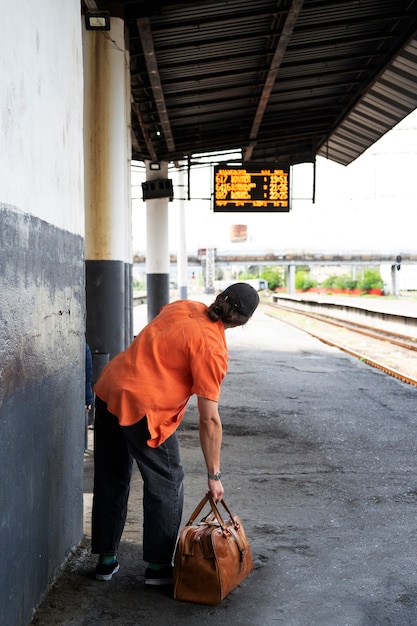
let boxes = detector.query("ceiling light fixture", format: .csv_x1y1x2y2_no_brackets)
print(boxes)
85,11,111,30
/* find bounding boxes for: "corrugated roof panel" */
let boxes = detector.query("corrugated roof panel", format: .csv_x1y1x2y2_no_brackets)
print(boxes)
379,70,417,100
317,33,417,164
345,111,394,137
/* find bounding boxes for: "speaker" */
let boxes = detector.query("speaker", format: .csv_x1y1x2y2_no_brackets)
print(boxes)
142,179,174,200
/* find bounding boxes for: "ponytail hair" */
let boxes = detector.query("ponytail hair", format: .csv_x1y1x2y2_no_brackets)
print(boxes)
207,292,250,327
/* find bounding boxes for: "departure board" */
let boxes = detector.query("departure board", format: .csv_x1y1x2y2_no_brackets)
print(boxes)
214,163,290,212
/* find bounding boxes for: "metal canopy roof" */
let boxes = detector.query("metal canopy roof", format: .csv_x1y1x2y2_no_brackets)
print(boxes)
87,0,417,167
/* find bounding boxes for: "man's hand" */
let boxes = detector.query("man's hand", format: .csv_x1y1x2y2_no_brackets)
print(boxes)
208,477,224,501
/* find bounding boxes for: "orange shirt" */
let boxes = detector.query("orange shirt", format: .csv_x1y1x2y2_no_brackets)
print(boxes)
94,300,228,447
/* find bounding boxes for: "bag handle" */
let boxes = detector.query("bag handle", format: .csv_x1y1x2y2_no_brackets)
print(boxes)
186,493,238,531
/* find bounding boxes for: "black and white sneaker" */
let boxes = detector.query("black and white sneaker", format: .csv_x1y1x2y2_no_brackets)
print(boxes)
95,560,120,581
144,565,173,586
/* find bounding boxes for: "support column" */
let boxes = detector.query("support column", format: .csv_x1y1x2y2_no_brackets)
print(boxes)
177,165,188,299
145,160,170,320
83,17,133,359
391,264,400,297
205,248,216,294
287,264,296,294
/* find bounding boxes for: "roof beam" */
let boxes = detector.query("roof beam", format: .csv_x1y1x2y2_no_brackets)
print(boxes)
136,17,176,156
244,0,304,161
131,99,158,162
83,0,99,10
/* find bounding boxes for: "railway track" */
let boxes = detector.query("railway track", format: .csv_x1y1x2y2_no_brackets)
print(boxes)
262,300,417,387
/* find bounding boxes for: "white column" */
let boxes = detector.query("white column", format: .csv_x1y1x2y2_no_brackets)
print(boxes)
84,17,130,263
145,161,170,320
177,165,188,299
391,264,400,297
287,264,296,294
83,17,133,357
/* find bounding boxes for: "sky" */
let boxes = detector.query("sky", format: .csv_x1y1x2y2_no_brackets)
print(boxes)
131,108,417,257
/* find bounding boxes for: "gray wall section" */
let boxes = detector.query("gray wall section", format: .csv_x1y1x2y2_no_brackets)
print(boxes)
0,205,85,626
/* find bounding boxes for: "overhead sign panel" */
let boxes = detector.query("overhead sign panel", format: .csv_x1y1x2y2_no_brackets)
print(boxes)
214,163,290,212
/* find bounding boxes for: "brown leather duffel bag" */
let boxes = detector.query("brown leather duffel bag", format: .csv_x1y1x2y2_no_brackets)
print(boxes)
173,493,253,605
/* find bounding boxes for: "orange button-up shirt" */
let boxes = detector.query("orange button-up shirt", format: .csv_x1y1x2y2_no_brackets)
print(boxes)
94,300,228,447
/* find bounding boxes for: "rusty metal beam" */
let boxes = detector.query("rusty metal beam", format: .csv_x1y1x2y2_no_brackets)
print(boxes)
244,0,305,161
136,17,176,156
131,100,158,162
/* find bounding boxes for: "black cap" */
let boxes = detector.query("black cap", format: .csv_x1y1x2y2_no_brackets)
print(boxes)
221,282,260,317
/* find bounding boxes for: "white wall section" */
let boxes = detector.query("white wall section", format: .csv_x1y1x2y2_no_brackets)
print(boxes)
0,0,84,234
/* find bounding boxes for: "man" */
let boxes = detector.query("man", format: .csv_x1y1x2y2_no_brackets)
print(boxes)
91,283,259,584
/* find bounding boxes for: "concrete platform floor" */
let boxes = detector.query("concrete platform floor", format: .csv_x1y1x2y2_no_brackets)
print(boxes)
32,300,417,625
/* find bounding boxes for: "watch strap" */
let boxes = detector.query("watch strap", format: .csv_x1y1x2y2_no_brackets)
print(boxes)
207,471,222,480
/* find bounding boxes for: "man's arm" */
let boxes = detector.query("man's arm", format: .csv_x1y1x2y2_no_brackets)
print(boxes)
198,396,224,501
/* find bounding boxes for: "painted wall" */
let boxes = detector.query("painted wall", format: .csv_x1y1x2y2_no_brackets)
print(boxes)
0,2,85,625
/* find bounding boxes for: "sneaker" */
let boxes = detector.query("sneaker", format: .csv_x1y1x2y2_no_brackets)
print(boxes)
144,565,173,586
95,560,120,581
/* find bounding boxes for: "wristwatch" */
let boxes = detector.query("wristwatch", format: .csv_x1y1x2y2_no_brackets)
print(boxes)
207,471,222,480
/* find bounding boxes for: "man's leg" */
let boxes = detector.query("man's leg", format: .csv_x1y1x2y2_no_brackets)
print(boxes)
121,418,184,566
92,398,133,558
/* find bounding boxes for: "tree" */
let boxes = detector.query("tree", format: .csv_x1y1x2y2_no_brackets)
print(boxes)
322,274,357,290
357,268,384,291
261,266,283,290
295,267,317,291
215,266,224,280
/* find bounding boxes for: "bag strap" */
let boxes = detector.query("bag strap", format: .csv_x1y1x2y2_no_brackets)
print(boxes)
226,522,249,557
185,493,211,525
207,498,249,556
216,498,236,523
207,497,229,530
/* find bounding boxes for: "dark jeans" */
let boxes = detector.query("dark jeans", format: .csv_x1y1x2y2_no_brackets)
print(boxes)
91,397,184,564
